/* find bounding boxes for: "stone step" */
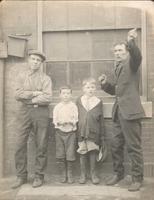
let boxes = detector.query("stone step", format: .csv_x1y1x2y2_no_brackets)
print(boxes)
15,184,140,200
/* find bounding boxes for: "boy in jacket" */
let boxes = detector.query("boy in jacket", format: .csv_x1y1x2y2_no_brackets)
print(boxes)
76,77,105,184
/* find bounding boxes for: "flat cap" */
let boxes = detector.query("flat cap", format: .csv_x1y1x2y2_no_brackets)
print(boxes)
28,50,46,61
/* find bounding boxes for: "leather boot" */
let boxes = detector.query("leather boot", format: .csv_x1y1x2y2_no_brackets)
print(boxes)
128,176,143,191
79,155,87,184
32,177,44,188
67,161,74,184
90,151,100,184
57,159,67,183
106,174,124,185
128,181,142,192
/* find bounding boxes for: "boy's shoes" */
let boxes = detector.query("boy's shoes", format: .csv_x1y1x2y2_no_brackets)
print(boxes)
57,160,67,183
60,167,67,183
106,175,124,186
79,174,86,184
67,167,74,184
91,174,100,184
32,177,44,188
67,175,74,184
128,181,142,192
67,161,74,184
11,177,27,189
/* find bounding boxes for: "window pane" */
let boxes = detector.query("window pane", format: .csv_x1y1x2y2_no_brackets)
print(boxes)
92,30,134,59
46,62,67,90
92,61,115,90
45,29,142,96
43,32,67,60
69,62,91,89
68,31,91,60
92,31,115,59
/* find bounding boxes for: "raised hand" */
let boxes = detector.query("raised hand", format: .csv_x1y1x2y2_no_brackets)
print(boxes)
127,28,137,41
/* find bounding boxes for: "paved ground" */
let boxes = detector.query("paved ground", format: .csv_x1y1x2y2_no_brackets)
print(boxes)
0,175,154,200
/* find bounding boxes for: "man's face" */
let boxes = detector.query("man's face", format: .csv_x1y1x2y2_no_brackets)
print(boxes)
114,44,129,62
60,89,72,103
28,54,43,71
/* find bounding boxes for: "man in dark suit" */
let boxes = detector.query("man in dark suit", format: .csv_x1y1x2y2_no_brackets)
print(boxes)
99,29,145,191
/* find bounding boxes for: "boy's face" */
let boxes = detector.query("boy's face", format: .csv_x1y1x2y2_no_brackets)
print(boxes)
60,89,72,102
83,83,96,97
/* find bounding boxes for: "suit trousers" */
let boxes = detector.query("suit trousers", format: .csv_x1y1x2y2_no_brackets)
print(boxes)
15,105,49,179
111,106,144,182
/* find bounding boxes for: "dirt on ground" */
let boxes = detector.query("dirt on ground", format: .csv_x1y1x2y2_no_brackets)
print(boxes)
0,175,154,200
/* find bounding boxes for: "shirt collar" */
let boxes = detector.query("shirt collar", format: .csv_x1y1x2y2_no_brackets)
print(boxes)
27,69,40,76
81,95,100,111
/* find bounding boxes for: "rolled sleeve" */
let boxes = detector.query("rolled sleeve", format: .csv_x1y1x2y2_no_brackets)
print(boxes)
15,73,34,101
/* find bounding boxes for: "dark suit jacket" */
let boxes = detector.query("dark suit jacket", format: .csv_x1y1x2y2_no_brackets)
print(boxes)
76,97,105,145
101,39,145,121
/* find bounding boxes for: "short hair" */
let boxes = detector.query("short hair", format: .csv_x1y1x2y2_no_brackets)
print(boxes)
113,42,128,51
59,85,72,93
82,77,96,86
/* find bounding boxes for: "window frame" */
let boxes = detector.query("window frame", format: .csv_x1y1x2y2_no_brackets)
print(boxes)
42,20,146,100
37,2,151,118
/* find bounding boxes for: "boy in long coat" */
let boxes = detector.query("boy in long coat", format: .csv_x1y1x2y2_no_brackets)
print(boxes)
76,77,105,184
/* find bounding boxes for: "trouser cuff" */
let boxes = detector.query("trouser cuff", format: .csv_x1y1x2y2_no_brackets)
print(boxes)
17,175,27,180
132,176,143,182
35,173,44,180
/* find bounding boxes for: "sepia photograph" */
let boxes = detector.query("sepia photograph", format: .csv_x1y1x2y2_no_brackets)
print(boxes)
0,0,154,200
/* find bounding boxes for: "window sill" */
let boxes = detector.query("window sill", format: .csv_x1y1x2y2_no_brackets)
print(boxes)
49,101,152,119
103,101,152,119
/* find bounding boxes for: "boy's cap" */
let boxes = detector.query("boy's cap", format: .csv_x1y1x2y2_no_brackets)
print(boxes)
28,50,46,61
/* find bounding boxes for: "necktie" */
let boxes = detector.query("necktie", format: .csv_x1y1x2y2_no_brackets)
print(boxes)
115,62,122,77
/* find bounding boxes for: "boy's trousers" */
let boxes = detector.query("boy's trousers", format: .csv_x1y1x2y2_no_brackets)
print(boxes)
111,107,144,182
15,105,49,179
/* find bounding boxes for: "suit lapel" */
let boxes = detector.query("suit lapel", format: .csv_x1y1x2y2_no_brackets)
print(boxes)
115,62,123,78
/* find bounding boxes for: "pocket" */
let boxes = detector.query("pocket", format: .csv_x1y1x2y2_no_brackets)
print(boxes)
90,127,97,133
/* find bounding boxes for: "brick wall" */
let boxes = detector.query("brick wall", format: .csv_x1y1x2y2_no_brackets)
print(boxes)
143,7,154,177
2,2,154,177
2,1,38,176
